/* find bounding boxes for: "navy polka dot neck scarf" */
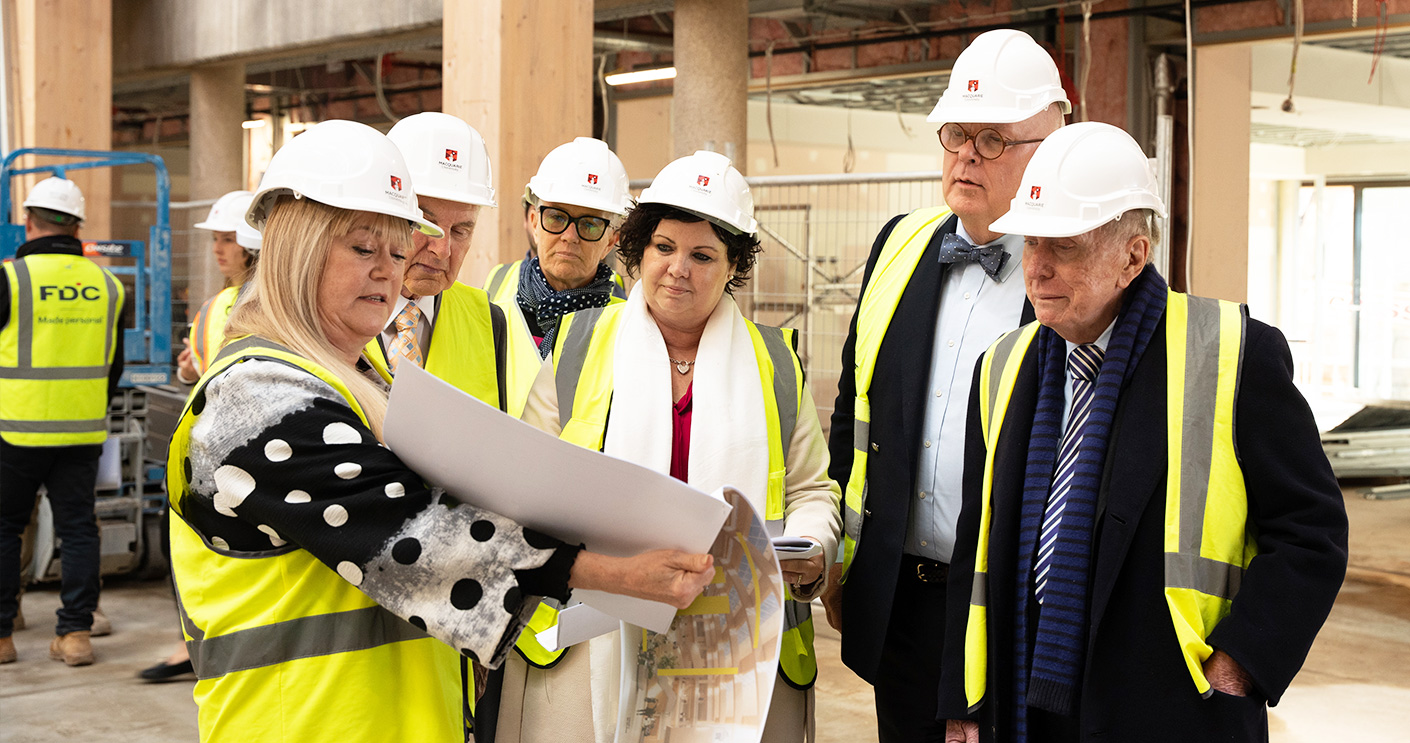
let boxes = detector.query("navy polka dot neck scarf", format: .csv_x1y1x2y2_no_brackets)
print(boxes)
516,256,616,358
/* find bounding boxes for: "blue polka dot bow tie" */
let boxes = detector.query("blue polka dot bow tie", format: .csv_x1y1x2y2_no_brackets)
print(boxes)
938,232,1009,281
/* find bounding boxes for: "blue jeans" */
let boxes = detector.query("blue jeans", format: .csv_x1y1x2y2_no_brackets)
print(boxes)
0,440,101,637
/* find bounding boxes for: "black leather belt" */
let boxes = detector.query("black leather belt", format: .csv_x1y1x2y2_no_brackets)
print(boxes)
902,554,949,585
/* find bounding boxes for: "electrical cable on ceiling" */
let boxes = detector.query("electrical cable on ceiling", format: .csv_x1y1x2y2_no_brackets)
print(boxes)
1282,0,1304,112
1080,1,1094,122
765,41,780,168
1369,0,1389,83
372,53,400,124
1352,0,1359,27
842,108,856,174
896,99,917,138
597,54,610,142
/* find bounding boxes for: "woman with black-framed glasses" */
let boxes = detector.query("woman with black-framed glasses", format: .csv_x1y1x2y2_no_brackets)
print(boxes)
480,138,633,418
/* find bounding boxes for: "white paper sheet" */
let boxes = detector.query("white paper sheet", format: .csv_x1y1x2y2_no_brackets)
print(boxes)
536,603,622,652
384,362,733,633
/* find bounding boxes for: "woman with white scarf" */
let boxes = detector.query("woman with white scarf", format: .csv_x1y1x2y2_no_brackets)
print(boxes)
505,151,841,743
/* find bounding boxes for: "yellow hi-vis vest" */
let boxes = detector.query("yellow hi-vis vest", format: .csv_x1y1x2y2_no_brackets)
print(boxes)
545,303,820,688
1,254,123,447
963,290,1256,710
484,259,625,418
838,206,953,578
363,283,506,411
188,284,241,375
168,336,465,743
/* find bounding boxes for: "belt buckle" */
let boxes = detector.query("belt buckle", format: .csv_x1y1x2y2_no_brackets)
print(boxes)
916,562,942,584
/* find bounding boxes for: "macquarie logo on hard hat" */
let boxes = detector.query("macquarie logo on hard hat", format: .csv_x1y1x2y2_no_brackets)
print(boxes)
1023,185,1045,210
385,175,409,205
587,174,598,185
689,175,713,196
439,148,464,174
963,79,983,100
1031,186,1042,200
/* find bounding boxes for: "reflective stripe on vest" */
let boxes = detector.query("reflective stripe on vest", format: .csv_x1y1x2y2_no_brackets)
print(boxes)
965,289,1252,709
189,285,241,375
839,206,953,579
167,336,463,742
549,304,819,686
0,255,123,446
489,261,627,419
363,283,504,409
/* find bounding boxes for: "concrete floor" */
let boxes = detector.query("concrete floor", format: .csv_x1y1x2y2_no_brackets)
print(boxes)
2,487,1407,742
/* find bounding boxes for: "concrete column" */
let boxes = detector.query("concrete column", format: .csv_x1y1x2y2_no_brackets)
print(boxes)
443,0,594,287
1190,44,1250,303
672,0,748,170
188,62,246,304
9,0,113,238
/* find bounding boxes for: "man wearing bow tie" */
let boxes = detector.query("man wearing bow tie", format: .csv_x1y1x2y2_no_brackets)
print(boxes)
822,29,1069,742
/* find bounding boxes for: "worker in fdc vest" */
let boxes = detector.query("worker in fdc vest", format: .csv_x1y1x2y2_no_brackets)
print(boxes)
508,151,841,743
821,29,1066,742
366,112,509,412
0,177,125,667
177,190,260,383
482,138,630,417
937,123,1348,742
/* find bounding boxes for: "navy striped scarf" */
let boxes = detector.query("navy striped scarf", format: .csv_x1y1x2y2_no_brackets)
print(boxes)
1011,264,1167,738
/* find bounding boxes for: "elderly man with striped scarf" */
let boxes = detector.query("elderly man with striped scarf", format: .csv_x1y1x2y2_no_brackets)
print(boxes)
938,123,1347,743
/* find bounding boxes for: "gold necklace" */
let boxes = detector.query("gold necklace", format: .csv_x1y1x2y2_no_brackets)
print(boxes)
668,357,695,375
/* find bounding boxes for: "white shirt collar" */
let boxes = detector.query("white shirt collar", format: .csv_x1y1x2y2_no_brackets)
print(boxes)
382,293,436,333
1065,317,1117,357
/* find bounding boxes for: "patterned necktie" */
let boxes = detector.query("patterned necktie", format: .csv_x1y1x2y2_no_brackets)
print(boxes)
1034,343,1105,604
388,301,423,374
938,232,1009,280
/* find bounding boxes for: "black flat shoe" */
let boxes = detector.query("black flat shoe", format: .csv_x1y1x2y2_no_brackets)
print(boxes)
139,659,195,682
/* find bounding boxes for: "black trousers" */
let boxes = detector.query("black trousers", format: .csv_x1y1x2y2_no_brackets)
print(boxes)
0,440,102,636
875,555,950,743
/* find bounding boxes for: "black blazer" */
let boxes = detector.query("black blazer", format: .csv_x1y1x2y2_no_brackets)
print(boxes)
828,212,1033,683
938,314,1349,741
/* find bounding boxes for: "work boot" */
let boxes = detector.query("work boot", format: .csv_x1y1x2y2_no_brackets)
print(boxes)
49,631,95,666
0,636,15,664
90,608,112,637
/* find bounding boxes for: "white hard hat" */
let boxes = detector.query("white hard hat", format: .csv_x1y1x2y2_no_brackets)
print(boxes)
246,119,443,237
927,29,1071,125
23,177,86,222
989,122,1167,239
638,150,757,236
526,137,631,216
387,112,497,208
229,192,262,252
193,190,255,232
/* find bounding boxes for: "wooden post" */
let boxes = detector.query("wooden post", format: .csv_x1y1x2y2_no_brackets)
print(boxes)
442,0,594,288
9,0,113,238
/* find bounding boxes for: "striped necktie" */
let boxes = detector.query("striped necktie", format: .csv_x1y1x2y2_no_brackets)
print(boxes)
388,301,423,374
1034,342,1104,604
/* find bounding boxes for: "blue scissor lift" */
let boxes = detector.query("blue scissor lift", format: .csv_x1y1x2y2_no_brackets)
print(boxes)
2,148,175,580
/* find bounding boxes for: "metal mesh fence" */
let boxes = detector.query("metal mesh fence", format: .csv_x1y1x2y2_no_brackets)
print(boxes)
112,197,219,361
652,171,947,431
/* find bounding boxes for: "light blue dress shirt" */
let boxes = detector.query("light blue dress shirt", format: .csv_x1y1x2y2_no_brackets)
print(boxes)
906,224,1027,563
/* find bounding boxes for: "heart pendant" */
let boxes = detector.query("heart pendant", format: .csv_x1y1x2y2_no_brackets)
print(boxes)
675,361,692,375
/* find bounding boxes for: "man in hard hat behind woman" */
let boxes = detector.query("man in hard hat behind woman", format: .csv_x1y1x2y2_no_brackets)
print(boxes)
365,111,510,413
482,137,632,417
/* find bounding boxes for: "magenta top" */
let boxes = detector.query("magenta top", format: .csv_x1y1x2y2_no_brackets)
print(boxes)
670,383,693,482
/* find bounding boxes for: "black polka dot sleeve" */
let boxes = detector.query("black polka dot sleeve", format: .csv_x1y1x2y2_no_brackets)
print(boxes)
180,359,581,668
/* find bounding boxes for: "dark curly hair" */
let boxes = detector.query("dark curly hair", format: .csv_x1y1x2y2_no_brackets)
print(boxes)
615,203,762,294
